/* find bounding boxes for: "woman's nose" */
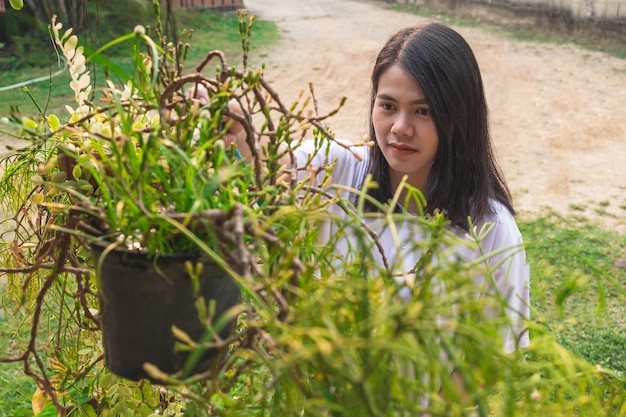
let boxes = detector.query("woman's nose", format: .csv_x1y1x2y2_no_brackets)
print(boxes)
390,113,413,136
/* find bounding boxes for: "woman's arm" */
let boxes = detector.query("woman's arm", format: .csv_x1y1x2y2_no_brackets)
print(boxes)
190,83,256,163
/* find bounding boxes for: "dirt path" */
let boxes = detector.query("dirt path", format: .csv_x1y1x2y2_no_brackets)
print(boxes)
245,0,626,232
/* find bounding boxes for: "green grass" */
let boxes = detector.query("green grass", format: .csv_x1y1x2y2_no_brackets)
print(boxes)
0,319,36,415
0,8,279,120
519,211,626,373
0,66,77,122
177,8,279,67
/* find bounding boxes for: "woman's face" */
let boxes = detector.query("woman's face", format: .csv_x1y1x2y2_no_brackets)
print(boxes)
372,64,439,192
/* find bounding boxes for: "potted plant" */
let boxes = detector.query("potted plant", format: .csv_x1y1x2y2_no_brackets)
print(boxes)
0,7,336,390
4,6,626,415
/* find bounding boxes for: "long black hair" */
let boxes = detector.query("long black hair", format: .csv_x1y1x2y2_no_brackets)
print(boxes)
365,21,514,231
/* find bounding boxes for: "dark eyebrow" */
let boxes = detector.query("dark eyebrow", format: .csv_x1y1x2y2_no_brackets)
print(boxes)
376,93,428,105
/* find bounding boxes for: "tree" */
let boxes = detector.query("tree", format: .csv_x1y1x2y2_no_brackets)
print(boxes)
2,0,154,68
20,0,153,34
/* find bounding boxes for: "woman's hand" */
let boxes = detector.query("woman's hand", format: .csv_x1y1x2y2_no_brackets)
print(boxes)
222,100,249,158
189,83,251,161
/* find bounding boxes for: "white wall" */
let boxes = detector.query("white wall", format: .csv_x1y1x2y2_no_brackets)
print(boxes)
394,0,626,19
570,0,626,18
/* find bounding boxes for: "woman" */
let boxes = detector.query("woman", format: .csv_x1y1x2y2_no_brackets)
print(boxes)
291,21,529,353
199,21,530,353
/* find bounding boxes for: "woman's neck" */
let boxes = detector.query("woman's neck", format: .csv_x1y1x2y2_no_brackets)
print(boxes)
389,172,427,215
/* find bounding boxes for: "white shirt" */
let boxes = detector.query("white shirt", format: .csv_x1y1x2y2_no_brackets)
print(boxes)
293,139,530,353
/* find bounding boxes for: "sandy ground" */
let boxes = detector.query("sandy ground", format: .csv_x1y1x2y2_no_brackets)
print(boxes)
244,0,626,232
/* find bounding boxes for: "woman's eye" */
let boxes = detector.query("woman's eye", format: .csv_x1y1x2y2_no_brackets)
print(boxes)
380,102,394,111
416,107,430,116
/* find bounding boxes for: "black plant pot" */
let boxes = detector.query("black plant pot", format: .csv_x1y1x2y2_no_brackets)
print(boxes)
91,244,241,383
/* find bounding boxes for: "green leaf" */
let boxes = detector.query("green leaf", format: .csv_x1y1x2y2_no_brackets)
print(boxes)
37,403,58,417
82,404,98,417
9,0,24,10
47,114,60,131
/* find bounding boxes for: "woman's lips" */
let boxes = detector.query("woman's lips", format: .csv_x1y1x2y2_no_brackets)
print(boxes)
388,143,417,156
